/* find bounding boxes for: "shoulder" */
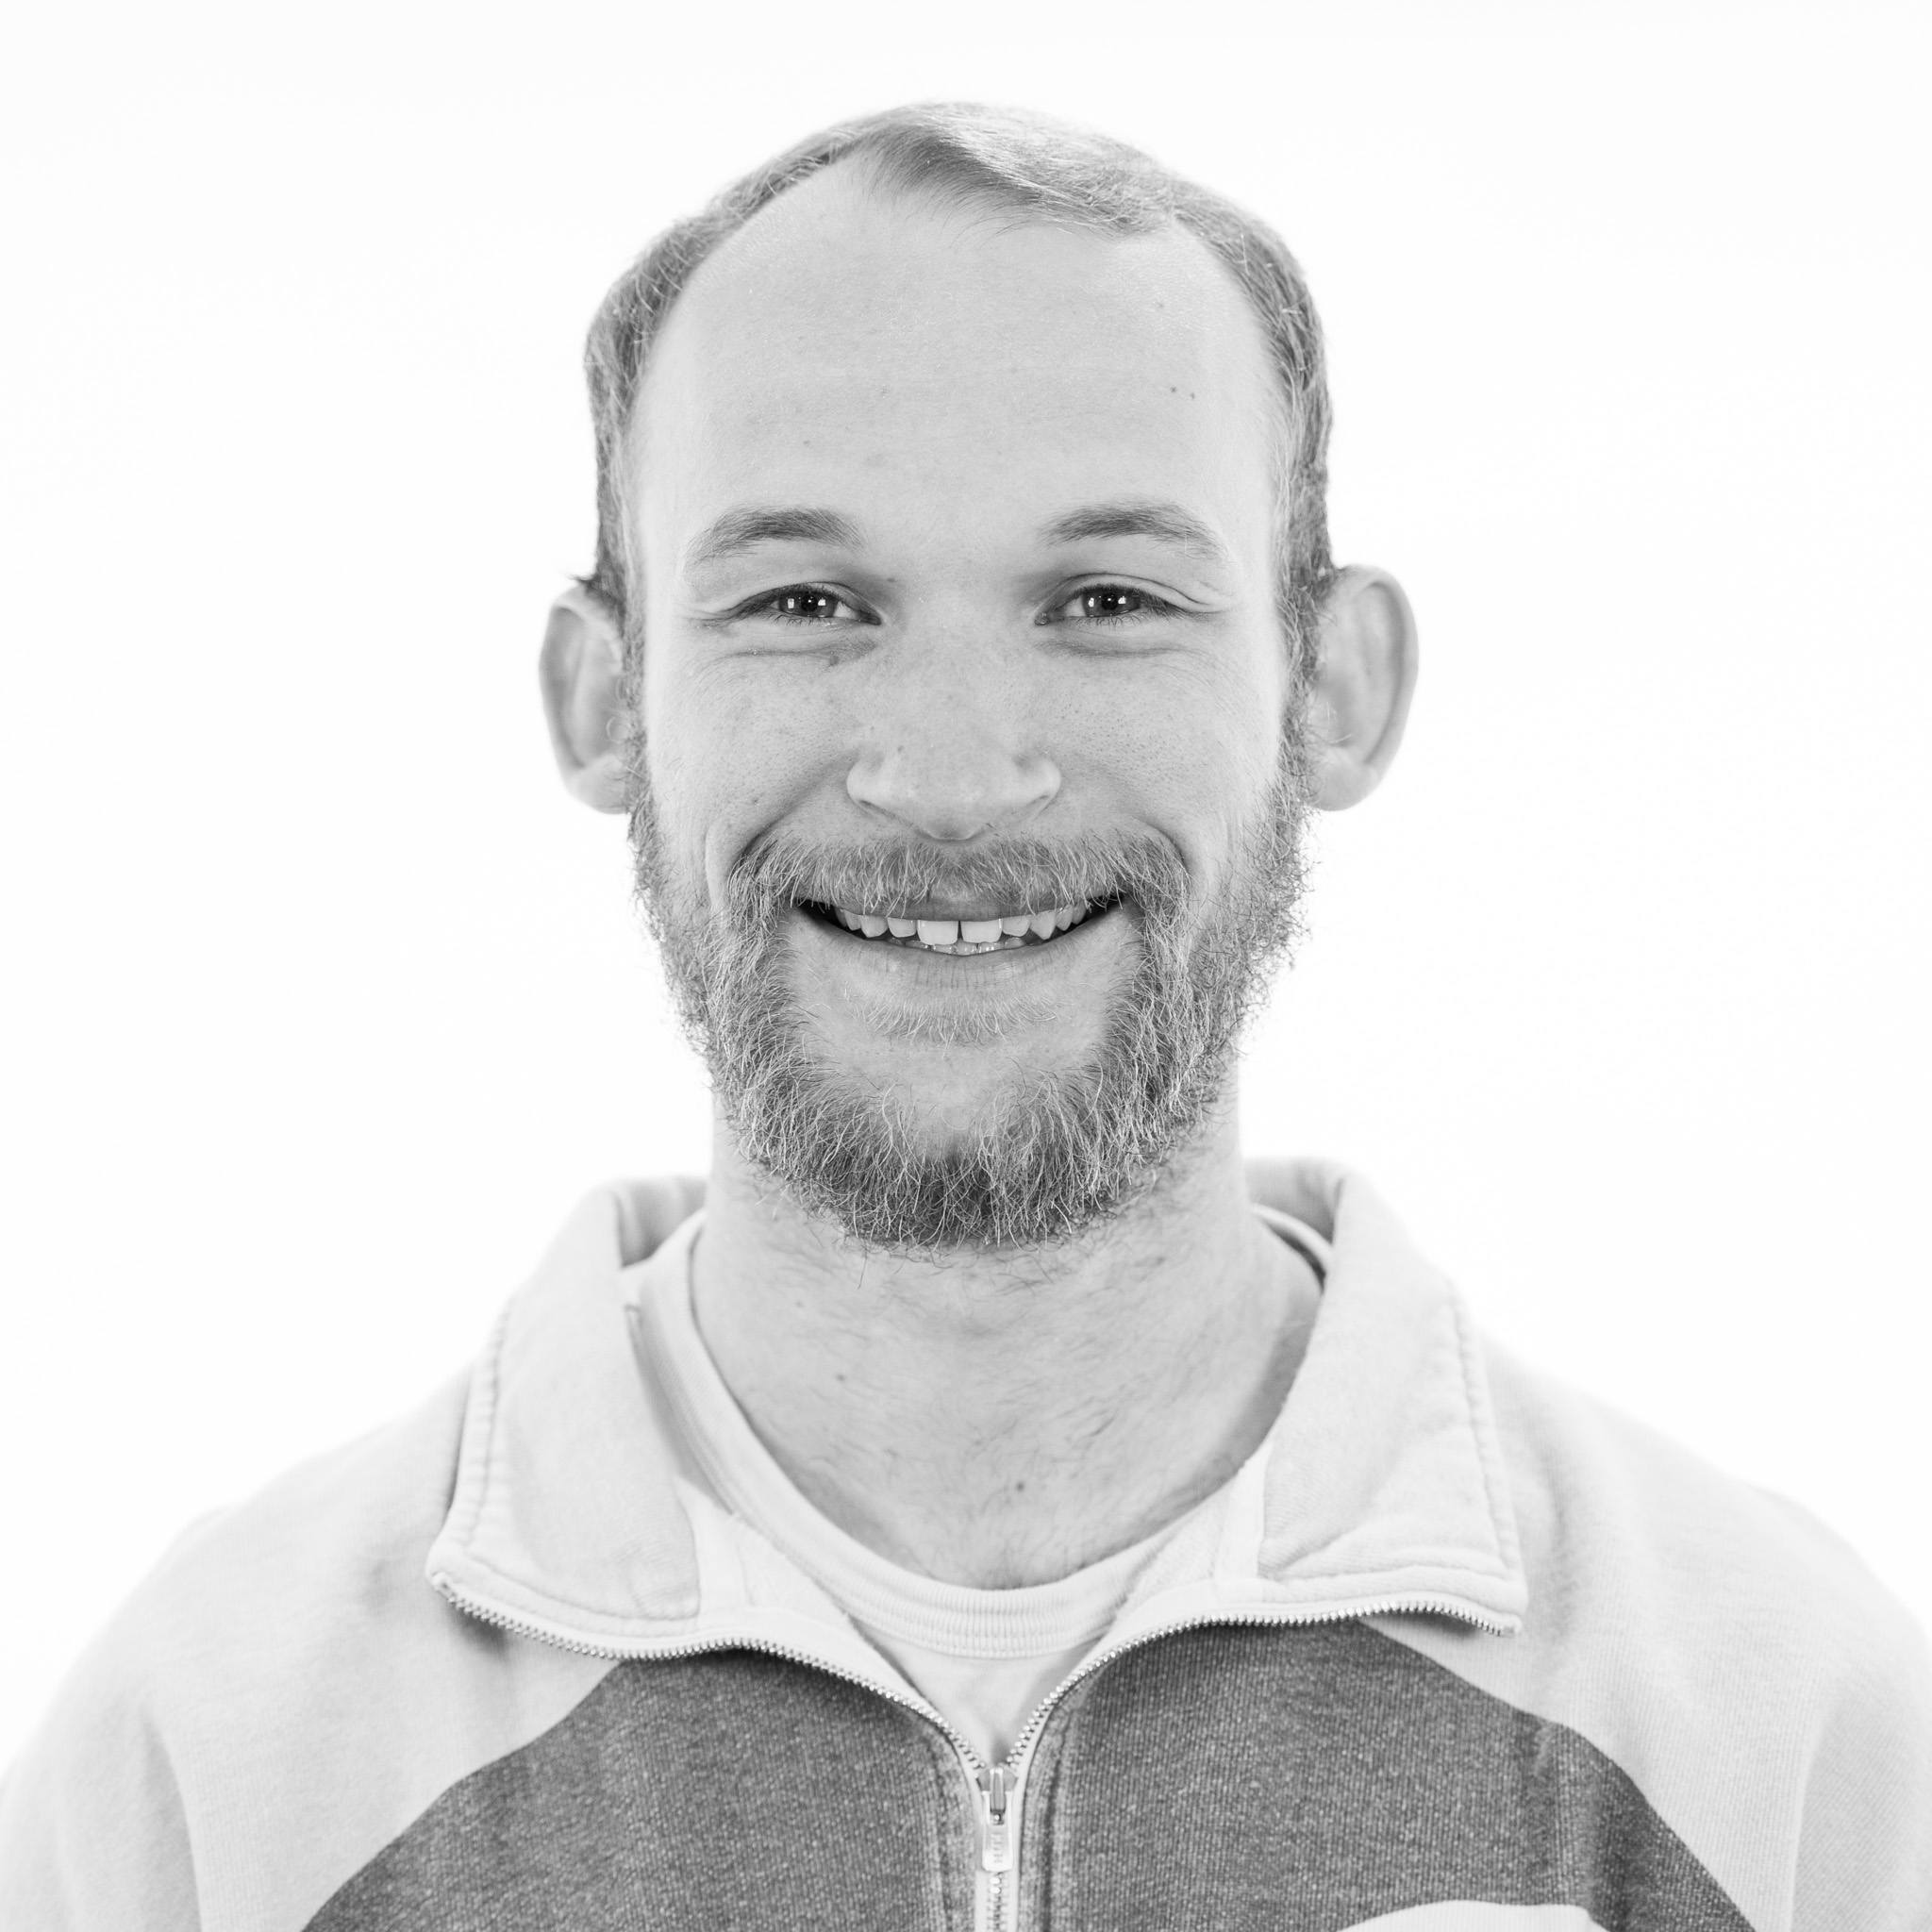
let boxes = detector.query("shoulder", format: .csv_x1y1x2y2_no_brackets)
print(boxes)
104,1372,475,1706
1481,1339,1927,1690
1424,1338,1932,1929
2,1373,614,1930
0,1378,471,1926
7,1372,479,1793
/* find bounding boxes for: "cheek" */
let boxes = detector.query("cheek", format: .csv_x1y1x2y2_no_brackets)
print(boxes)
643,648,847,894
1050,647,1288,851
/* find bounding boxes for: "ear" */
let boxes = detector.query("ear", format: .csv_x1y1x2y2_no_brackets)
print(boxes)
1305,566,1419,810
538,585,630,813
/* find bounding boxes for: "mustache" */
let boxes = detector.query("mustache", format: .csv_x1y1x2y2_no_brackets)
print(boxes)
725,830,1191,921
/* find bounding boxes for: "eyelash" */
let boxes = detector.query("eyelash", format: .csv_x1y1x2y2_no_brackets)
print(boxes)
1055,584,1180,628
739,585,872,627
735,583,1181,628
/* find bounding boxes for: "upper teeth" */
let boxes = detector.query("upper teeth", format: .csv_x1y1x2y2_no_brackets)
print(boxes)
832,903,1093,948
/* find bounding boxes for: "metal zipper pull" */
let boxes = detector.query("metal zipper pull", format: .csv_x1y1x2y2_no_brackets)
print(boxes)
976,1764,1014,1873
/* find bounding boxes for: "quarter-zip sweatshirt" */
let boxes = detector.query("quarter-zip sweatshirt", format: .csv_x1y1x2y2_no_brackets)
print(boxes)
631,1199,1333,1769
2,1160,1928,1930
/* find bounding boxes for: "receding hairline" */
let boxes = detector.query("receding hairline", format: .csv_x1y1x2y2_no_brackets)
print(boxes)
629,151,1291,450
685,141,1269,296
582,101,1337,655
696,139,1179,252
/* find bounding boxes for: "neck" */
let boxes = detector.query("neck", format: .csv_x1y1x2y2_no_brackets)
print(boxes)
689,1097,1320,1587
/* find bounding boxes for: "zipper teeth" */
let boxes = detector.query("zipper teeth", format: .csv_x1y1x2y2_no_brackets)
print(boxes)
428,1572,993,1771
435,1575,1505,1932
996,1592,1512,1770
431,1571,1507,1776
433,1570,1021,1926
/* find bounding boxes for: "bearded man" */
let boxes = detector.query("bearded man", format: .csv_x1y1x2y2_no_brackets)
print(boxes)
4,102,1928,1932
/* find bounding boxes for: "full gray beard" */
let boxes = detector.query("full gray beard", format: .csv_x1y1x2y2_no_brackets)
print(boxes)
628,740,1311,1255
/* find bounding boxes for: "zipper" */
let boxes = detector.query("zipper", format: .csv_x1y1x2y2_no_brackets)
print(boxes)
433,1571,1508,1930
969,1591,1512,1928
429,1569,989,1750
431,1571,1004,1922
975,1762,1015,1932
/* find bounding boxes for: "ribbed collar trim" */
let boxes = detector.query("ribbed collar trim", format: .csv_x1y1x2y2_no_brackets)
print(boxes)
425,1161,1526,1652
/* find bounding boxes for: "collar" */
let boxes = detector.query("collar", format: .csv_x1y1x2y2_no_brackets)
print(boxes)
425,1161,1525,1663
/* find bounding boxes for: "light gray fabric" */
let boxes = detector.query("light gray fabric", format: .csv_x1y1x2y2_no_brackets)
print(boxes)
4,1161,1928,1931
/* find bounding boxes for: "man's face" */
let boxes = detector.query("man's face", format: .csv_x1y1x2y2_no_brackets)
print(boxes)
626,165,1310,1250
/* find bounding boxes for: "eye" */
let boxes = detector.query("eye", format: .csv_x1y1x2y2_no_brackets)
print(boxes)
1045,583,1180,627
740,584,871,625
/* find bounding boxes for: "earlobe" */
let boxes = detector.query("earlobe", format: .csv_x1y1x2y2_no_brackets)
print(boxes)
538,585,631,813
1306,567,1419,811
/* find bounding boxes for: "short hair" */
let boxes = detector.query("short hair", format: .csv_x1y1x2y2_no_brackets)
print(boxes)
582,101,1336,659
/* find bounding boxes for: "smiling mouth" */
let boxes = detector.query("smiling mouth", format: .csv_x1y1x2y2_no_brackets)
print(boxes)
802,897,1118,957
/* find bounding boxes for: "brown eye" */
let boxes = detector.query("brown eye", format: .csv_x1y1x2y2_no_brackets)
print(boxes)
1081,587,1144,620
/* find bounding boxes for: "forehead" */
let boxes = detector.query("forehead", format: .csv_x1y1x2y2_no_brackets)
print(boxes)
632,163,1281,555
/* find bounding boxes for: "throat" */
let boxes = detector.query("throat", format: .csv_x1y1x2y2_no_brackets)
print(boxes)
689,1138,1319,1588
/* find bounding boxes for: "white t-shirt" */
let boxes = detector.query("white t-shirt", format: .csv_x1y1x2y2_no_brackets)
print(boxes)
639,1210,1330,1765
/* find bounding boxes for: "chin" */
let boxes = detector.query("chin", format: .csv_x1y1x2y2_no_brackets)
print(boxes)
722,1039,1181,1255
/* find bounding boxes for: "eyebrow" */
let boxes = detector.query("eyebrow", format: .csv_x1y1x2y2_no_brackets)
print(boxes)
683,506,864,575
681,497,1233,576
1040,500,1232,568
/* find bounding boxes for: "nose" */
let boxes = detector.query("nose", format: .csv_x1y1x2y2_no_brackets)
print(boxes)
845,678,1060,842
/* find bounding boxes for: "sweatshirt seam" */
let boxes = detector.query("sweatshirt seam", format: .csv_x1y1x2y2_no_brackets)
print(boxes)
1445,1286,1520,1579
445,1303,511,1557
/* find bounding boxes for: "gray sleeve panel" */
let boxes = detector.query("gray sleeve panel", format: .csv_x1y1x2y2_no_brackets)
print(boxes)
297,1624,1749,1930
302,1652,970,1932
1023,1620,1752,1931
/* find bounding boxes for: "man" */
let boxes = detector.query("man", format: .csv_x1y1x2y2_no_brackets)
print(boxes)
3,100,1927,1932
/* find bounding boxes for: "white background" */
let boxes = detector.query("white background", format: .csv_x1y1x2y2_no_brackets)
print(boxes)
3,0,1927,1762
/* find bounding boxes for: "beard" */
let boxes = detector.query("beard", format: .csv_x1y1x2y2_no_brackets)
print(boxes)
627,727,1313,1255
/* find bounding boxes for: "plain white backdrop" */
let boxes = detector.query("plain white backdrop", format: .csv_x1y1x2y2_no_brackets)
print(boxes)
3,0,1927,1762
